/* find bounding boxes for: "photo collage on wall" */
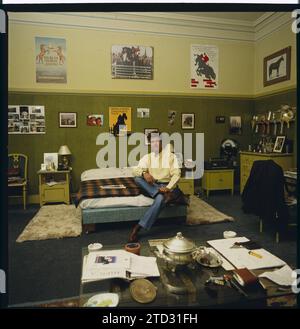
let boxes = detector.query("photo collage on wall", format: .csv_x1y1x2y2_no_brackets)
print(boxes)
8,105,46,134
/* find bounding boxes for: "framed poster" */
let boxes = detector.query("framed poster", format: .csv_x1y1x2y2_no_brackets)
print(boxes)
109,107,132,136
8,105,45,134
111,45,153,79
35,36,67,83
263,47,291,87
191,45,218,89
59,112,77,128
181,113,195,130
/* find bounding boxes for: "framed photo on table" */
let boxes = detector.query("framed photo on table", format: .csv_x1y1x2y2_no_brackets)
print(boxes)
181,113,195,129
273,136,286,153
59,112,77,128
263,47,291,87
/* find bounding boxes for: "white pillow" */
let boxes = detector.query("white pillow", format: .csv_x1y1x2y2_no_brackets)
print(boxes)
81,167,134,181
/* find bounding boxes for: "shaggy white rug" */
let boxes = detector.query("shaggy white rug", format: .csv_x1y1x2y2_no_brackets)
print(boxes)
17,204,82,242
186,195,234,225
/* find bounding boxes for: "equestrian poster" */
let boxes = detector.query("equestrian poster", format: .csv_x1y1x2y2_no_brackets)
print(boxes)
35,37,67,83
111,45,153,80
109,107,132,136
191,45,218,89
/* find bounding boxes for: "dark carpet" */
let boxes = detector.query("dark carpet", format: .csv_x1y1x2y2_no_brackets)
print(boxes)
8,193,297,306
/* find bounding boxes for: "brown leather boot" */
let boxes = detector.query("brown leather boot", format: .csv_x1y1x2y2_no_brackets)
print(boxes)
128,224,141,243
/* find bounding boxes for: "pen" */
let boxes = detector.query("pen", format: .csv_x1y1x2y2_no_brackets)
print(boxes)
248,250,262,259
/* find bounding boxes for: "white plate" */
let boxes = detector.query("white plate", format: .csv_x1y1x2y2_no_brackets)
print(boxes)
84,293,119,307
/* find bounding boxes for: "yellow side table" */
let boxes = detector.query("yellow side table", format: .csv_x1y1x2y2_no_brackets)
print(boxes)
38,170,71,206
178,177,194,195
202,169,234,197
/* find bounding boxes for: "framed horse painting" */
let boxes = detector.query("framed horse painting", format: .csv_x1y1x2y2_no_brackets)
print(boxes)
263,47,291,87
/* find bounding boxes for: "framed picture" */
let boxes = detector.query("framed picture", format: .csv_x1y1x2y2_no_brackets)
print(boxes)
229,116,242,135
8,105,46,134
144,128,159,145
168,110,176,126
109,107,131,136
273,136,286,153
43,153,58,170
111,45,153,80
59,112,77,128
137,108,150,118
263,46,291,87
216,116,225,124
181,113,195,129
87,114,103,126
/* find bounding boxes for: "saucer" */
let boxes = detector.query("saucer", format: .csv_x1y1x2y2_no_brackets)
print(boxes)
84,293,119,307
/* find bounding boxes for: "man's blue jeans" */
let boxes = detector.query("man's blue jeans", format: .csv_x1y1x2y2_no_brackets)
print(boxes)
134,176,167,230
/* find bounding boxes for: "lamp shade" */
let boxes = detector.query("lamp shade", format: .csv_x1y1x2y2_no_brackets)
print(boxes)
58,145,71,156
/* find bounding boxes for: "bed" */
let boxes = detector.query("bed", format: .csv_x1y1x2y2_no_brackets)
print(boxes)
76,168,188,233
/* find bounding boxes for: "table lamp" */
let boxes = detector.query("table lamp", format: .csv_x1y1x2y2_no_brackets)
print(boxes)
58,145,72,170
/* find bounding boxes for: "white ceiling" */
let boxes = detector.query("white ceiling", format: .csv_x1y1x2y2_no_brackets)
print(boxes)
176,12,266,22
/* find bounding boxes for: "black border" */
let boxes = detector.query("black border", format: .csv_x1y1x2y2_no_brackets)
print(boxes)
0,0,299,316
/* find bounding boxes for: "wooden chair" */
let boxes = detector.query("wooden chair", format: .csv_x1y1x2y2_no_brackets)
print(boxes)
8,154,28,209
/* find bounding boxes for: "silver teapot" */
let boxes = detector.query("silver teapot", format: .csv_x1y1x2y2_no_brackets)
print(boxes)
155,232,199,271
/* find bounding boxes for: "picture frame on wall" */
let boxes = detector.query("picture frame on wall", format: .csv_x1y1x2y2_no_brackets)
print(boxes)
229,116,242,135
263,46,291,87
144,128,159,145
111,45,153,80
59,112,77,128
181,113,195,129
273,136,286,153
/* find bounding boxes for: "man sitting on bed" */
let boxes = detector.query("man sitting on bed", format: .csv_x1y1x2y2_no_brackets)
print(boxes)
129,134,181,242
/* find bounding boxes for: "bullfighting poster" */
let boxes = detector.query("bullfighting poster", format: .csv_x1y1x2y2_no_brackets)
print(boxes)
35,37,67,83
191,45,218,89
109,107,132,136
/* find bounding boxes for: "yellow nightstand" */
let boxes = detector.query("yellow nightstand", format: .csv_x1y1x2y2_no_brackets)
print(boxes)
202,169,234,197
38,170,71,206
178,171,194,195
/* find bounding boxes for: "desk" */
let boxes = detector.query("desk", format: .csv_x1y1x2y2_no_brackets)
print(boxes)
79,243,295,308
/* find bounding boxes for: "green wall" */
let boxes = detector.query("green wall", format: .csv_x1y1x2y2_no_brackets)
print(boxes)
8,92,254,195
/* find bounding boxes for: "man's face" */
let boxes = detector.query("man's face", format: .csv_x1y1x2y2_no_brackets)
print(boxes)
150,137,162,154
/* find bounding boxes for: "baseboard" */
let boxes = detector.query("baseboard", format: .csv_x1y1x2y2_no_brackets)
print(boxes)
8,194,40,205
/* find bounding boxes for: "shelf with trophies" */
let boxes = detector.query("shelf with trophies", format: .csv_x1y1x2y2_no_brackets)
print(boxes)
240,104,295,194
249,104,295,154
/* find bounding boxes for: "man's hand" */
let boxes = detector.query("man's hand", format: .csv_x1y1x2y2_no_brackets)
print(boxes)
159,186,170,193
143,172,155,185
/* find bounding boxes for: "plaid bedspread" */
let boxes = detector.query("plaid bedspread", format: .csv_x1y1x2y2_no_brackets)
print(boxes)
74,177,189,207
74,177,141,207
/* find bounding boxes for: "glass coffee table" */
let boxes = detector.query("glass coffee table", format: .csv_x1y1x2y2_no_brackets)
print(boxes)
79,242,296,308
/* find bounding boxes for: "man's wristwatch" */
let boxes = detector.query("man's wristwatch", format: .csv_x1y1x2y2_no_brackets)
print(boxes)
142,171,147,177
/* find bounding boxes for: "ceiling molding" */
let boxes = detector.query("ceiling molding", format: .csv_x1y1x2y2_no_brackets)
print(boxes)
7,11,293,43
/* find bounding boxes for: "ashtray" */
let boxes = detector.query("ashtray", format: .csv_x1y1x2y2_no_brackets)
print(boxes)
84,293,119,307
88,243,103,252
195,252,222,268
